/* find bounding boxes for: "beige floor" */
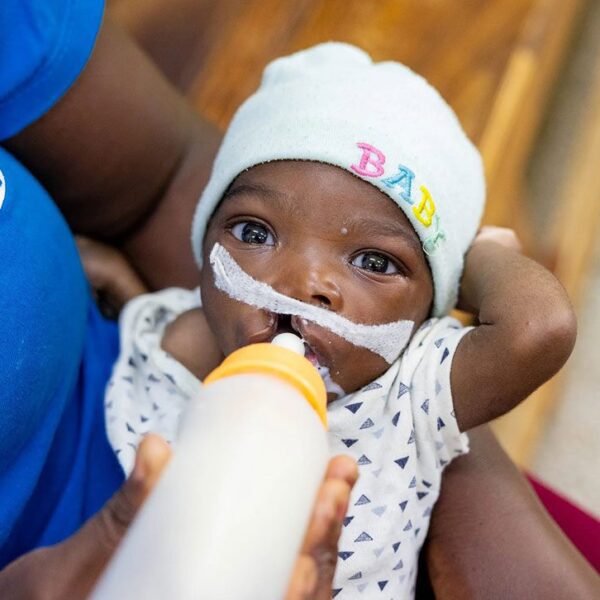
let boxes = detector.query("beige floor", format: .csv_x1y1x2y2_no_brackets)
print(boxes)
527,0,600,519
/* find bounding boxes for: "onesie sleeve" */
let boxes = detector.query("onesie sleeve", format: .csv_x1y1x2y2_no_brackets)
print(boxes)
407,317,472,468
0,0,104,140
106,288,203,475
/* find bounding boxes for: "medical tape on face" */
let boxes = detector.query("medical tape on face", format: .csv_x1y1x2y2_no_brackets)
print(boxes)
209,243,414,363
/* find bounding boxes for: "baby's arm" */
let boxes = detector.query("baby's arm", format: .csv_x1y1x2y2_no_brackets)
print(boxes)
451,226,577,431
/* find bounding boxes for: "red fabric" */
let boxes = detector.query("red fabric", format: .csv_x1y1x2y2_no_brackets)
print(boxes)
527,473,600,572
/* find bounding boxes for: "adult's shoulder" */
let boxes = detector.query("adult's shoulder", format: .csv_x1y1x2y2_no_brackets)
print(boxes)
0,0,105,139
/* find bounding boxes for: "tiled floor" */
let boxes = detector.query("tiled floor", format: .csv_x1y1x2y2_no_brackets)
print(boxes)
528,0,600,519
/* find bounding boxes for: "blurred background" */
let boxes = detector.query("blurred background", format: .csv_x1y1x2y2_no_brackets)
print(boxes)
107,0,600,520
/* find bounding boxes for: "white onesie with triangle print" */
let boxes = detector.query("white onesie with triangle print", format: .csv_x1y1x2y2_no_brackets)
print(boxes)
105,287,471,600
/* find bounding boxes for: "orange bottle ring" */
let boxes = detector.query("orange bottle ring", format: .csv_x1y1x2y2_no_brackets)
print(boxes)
204,343,327,428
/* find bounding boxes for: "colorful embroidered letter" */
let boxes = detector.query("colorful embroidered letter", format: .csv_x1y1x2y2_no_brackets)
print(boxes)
351,143,386,177
423,216,446,254
382,165,415,204
413,186,436,227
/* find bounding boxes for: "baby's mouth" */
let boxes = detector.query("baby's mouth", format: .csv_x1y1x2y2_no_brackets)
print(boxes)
271,314,346,400
302,344,320,368
272,313,296,337
270,314,323,368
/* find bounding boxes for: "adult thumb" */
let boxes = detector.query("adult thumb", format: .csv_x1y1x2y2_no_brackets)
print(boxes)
59,434,172,596
91,434,171,546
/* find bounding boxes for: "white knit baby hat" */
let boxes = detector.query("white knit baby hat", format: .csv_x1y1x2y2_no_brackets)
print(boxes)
191,42,485,316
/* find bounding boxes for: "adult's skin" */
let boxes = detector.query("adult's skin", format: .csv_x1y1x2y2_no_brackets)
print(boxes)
424,426,599,598
4,13,599,599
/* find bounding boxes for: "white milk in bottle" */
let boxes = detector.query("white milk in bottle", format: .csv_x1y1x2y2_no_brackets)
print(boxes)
92,333,328,599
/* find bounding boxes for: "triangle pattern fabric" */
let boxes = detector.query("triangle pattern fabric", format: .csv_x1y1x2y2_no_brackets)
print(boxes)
395,456,409,469
345,402,363,414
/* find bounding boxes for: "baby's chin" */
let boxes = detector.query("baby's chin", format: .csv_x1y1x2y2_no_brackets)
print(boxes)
316,353,392,404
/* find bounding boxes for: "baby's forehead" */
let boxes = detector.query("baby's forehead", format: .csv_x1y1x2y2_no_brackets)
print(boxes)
222,161,407,222
219,160,424,252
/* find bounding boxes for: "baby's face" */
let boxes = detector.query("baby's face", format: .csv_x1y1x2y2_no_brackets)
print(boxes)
200,161,433,399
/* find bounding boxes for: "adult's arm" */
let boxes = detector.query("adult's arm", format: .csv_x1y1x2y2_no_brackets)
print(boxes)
422,425,600,599
3,14,221,290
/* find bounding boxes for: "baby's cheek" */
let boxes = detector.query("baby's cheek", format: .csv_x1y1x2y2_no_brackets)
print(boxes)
199,283,229,345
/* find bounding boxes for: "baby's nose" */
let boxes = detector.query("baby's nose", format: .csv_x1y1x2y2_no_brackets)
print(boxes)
308,277,342,310
276,260,343,312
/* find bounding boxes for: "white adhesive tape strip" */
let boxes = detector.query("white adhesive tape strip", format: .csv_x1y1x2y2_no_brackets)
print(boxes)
210,244,413,363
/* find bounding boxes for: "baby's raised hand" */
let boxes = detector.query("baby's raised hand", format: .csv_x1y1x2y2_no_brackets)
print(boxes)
452,224,576,431
471,225,522,253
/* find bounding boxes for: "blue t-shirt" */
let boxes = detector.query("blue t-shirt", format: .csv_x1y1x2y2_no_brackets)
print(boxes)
0,0,124,567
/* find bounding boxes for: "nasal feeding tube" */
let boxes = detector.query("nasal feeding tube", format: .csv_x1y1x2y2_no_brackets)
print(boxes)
209,242,415,363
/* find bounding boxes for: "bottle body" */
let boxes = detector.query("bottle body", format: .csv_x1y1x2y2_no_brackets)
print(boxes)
92,373,329,599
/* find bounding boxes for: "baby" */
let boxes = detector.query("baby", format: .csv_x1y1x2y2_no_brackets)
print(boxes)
103,43,576,598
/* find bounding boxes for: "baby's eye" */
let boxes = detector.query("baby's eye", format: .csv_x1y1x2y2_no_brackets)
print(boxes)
351,252,399,275
231,222,275,245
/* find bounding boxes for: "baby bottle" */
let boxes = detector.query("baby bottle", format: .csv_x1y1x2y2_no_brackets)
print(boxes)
91,333,328,600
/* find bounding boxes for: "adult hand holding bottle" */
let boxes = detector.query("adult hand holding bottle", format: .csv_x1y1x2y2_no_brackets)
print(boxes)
0,435,357,600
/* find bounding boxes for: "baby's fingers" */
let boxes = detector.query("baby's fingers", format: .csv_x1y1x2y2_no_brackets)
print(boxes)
76,235,149,317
